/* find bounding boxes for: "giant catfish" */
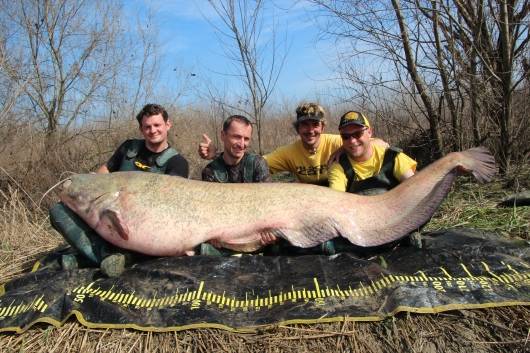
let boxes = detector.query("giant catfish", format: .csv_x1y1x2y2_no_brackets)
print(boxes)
58,147,496,256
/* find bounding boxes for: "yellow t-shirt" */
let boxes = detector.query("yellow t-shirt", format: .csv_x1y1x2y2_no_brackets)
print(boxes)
328,144,417,192
264,134,343,185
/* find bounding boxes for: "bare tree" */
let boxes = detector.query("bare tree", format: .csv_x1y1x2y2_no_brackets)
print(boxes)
451,0,529,172
0,58,28,154
129,12,161,121
311,0,446,158
391,0,445,157
427,0,463,151
418,0,530,172
0,55,28,123
0,0,127,145
207,0,286,154
312,0,529,172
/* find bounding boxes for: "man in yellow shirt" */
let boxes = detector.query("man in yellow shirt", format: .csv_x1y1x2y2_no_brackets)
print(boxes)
327,111,421,252
262,102,343,185
328,111,417,194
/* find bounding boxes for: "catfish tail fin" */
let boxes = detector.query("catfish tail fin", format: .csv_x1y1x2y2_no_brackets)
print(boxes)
458,147,497,183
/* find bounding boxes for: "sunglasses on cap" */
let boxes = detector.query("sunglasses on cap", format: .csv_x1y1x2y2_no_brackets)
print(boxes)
340,128,367,140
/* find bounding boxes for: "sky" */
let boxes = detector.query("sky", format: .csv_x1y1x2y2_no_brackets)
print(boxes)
124,0,340,107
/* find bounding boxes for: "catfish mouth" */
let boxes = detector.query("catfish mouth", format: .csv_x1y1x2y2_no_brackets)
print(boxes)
58,178,75,207
59,179,88,215
59,177,111,217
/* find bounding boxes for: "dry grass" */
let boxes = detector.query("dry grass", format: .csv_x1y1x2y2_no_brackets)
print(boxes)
0,186,62,283
0,308,528,352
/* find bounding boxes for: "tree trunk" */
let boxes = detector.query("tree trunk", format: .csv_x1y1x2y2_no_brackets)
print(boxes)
496,0,514,174
469,53,482,146
432,0,460,151
392,0,444,158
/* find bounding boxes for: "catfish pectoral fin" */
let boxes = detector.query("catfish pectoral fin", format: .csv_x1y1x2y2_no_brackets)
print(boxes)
99,209,129,240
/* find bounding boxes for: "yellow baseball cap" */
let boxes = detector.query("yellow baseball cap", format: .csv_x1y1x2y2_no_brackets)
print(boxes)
338,111,370,129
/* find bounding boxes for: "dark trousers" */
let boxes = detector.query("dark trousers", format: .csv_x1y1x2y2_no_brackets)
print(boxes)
49,202,117,265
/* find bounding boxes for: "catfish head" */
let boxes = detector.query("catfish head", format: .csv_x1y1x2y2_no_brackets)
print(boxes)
59,173,129,241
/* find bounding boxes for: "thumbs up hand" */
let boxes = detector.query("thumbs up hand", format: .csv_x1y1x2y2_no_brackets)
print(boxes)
198,133,217,160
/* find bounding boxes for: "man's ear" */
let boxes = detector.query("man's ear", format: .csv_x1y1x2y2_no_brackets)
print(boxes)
366,127,373,138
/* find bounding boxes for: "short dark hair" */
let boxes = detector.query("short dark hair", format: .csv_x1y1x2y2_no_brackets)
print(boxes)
222,115,252,132
136,104,169,126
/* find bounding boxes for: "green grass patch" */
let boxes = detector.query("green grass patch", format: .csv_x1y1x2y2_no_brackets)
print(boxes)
425,177,529,240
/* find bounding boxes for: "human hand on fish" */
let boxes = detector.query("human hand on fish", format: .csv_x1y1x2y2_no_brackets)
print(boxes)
259,231,279,246
58,147,496,257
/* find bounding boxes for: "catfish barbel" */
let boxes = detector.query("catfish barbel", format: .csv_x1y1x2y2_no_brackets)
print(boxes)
58,147,496,256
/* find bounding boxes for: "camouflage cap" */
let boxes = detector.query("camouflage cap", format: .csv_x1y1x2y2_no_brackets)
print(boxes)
338,111,371,129
295,103,326,123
